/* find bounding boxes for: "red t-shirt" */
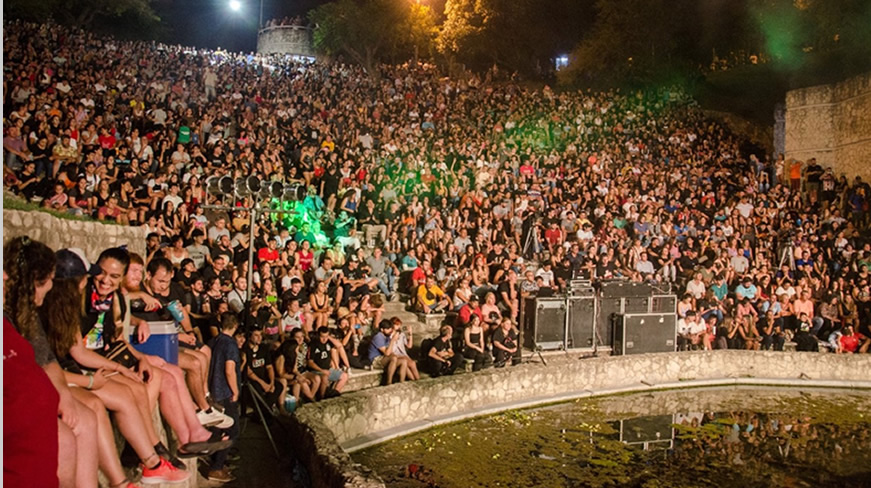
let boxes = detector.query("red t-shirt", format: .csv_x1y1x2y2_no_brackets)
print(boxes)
297,250,314,272
840,334,860,353
258,247,279,263
411,267,427,285
544,228,563,246
3,317,60,488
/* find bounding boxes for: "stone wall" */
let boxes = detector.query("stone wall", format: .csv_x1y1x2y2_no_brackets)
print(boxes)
3,209,147,261
290,350,871,488
257,25,315,57
784,72,871,180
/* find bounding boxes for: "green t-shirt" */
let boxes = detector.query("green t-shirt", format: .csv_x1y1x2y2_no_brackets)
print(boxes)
177,126,191,144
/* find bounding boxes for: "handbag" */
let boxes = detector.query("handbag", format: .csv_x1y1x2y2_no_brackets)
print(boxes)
104,341,139,369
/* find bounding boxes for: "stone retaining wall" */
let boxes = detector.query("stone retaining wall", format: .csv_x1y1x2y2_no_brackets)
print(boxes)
3,209,147,262
257,25,315,57
784,72,871,180
290,350,871,488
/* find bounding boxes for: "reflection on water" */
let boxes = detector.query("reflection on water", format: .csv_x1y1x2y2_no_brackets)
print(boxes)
352,388,871,488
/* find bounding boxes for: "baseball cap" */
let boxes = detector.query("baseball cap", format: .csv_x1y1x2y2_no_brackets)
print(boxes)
56,248,100,280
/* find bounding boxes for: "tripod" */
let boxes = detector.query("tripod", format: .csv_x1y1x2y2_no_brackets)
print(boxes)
778,242,796,270
517,296,548,366
522,222,543,261
522,345,548,366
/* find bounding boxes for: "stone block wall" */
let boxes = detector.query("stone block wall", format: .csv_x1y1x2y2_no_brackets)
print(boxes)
3,209,147,262
785,72,871,180
257,25,315,57
291,350,871,488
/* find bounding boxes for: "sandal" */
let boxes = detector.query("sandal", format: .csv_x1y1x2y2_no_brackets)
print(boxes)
178,430,231,458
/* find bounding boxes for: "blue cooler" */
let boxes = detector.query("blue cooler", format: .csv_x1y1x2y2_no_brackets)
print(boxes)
131,321,179,365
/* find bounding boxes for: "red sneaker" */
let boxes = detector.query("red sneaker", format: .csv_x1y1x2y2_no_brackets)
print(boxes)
141,457,191,484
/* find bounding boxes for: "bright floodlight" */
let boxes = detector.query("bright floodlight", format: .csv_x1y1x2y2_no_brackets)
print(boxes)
229,0,242,11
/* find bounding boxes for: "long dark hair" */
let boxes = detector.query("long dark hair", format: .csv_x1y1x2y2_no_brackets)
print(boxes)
40,278,83,358
3,236,56,341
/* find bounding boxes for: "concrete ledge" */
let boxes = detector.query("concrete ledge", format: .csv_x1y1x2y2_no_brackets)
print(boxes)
288,350,871,488
342,377,871,453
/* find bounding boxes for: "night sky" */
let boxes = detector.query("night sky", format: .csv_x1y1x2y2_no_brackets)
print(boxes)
153,0,332,52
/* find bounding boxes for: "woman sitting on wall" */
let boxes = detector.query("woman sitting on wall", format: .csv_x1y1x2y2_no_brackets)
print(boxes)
40,254,190,484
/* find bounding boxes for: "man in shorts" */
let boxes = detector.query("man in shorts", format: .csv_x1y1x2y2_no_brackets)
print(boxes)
307,326,350,398
368,319,409,385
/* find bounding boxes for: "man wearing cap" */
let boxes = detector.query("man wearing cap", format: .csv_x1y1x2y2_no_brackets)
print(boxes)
340,255,378,307
454,294,483,329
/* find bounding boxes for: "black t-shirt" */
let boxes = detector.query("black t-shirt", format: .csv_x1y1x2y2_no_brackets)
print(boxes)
430,337,452,357
806,164,823,184
201,266,232,289
309,339,334,370
244,344,271,382
277,339,299,372
492,327,517,350
497,281,516,302
210,246,234,263
174,269,198,289
280,288,309,310
343,264,365,281
184,290,205,316
132,282,187,322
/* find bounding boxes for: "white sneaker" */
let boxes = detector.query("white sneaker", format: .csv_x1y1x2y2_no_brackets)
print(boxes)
197,408,234,429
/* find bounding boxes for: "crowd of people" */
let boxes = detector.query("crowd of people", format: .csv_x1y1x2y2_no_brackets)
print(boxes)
4,19,871,486
262,16,308,29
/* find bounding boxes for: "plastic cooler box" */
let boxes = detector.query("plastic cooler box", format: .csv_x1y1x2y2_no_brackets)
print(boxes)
131,321,179,365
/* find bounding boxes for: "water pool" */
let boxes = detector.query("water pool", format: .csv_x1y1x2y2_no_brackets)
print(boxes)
352,387,871,488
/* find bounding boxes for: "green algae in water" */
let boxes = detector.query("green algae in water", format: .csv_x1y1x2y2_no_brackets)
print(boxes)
352,388,871,488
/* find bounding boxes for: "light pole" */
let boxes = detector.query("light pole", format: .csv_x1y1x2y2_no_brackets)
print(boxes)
205,176,304,330
228,0,264,29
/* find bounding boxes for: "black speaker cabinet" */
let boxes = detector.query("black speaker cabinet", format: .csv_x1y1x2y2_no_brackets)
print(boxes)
612,313,677,355
650,295,677,314
601,281,653,299
596,297,622,347
522,297,566,350
623,296,650,314
566,296,596,349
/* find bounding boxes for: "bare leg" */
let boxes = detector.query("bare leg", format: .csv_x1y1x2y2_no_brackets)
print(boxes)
112,373,161,445
333,372,348,393
198,345,212,396
403,357,420,380
398,359,408,383
57,420,77,488
318,373,329,398
384,356,399,385
157,363,214,444
72,388,126,487
95,380,161,462
179,351,209,411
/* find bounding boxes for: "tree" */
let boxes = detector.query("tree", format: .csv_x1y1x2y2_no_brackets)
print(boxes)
4,0,159,30
438,0,596,76
559,0,691,86
310,0,436,74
